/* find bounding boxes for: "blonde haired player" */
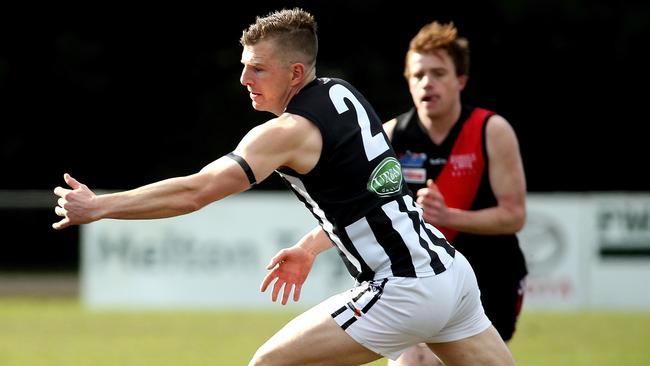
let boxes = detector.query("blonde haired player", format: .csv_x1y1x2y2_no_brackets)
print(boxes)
54,9,516,366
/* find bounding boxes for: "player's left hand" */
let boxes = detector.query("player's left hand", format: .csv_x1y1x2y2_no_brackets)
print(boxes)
260,245,315,305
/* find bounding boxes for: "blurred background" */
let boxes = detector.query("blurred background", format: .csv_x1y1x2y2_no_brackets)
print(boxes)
2,4,649,365
1,1,649,295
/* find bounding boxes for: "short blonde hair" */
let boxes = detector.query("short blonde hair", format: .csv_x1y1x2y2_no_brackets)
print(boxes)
240,8,318,67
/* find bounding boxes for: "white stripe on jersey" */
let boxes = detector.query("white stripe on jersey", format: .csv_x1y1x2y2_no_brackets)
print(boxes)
402,194,447,240
345,217,389,276
277,171,363,273
384,196,454,272
344,194,454,278
380,199,438,275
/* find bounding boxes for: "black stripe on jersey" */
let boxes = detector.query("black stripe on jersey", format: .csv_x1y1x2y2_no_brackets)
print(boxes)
397,197,448,274
421,221,456,257
336,225,375,282
333,246,362,280
284,183,316,220
280,175,372,281
403,195,455,258
401,195,455,258
366,205,418,278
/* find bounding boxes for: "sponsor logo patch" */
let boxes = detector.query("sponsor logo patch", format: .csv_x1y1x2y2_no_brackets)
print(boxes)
368,157,403,196
403,167,427,184
397,151,427,168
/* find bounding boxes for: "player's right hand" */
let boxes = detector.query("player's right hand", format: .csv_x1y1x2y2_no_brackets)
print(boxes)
52,173,98,230
416,179,449,225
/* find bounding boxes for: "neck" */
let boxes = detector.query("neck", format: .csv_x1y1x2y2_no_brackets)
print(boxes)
417,101,462,144
277,69,317,116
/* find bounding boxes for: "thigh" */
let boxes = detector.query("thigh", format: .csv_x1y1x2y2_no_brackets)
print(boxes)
250,299,382,366
427,326,515,366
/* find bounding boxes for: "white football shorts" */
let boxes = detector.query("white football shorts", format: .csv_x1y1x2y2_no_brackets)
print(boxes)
324,251,491,360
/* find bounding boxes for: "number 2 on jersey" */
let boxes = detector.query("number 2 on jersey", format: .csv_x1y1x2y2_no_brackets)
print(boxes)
329,84,389,161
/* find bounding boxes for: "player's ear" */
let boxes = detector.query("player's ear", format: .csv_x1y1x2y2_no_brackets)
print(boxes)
457,74,468,91
290,63,305,85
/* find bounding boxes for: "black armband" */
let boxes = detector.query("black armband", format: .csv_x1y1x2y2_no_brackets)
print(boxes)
226,152,257,186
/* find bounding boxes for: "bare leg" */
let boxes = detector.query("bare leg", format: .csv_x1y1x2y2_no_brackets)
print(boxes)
249,299,382,366
388,343,444,366
427,325,515,366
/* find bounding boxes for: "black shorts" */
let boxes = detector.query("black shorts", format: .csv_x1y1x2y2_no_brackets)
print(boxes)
477,276,525,341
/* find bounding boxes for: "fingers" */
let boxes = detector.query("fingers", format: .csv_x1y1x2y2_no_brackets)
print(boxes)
261,271,286,304
53,173,82,230
416,195,433,210
64,173,81,189
261,250,301,305
265,251,285,270
54,206,66,217
426,179,439,192
417,180,439,198
260,271,297,305
280,282,291,305
52,198,69,230
53,186,70,198
260,269,277,292
54,173,78,198
52,217,70,230
271,278,285,303
275,281,300,305
293,283,302,302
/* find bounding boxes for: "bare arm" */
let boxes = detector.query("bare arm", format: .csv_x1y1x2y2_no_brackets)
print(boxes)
417,115,526,234
52,158,250,229
383,118,397,140
53,113,323,229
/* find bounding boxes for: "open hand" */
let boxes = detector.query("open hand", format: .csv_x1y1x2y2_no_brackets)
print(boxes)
260,246,315,305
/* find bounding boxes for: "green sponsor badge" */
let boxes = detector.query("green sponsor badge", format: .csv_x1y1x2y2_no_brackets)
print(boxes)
367,157,403,196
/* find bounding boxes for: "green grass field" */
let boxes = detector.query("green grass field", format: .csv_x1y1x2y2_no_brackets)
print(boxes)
0,297,648,365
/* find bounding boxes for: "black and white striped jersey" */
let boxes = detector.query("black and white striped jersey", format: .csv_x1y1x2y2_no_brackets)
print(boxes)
278,77,455,282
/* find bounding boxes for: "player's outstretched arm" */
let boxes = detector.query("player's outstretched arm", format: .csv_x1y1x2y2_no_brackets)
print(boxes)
52,155,252,230
53,111,323,231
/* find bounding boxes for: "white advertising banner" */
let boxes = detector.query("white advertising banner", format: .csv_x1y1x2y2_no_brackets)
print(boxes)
82,192,650,310
517,194,591,310
81,192,353,309
589,194,650,309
